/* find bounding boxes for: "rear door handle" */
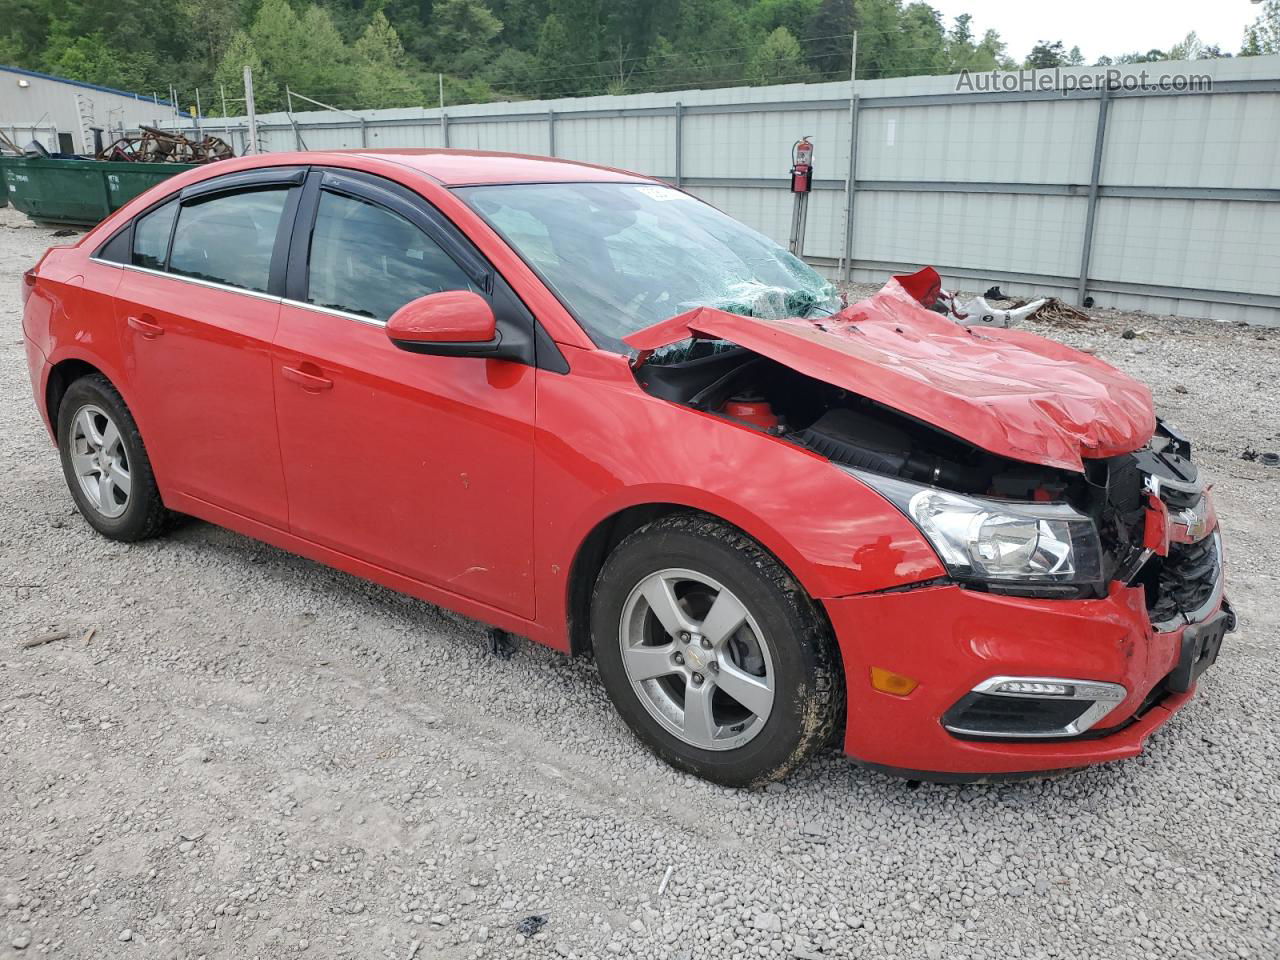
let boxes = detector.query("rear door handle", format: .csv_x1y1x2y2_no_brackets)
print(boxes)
127,314,163,338
281,363,333,391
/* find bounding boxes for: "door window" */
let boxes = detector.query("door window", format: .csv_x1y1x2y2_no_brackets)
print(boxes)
168,188,290,293
131,200,177,270
306,190,477,321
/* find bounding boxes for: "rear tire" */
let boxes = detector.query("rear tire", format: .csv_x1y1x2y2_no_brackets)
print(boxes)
591,513,843,787
56,374,170,542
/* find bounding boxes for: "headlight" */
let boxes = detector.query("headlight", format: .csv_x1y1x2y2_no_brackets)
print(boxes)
843,468,1102,587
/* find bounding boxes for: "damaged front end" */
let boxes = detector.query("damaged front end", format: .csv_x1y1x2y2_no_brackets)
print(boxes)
624,272,1228,641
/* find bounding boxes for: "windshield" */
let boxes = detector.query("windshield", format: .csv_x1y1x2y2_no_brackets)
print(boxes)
457,182,841,354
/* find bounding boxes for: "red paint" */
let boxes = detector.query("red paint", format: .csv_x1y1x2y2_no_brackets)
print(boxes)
387,291,496,344
627,279,1156,473
20,148,1224,778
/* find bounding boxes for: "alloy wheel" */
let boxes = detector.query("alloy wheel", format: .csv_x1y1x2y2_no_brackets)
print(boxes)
68,404,131,519
619,568,775,752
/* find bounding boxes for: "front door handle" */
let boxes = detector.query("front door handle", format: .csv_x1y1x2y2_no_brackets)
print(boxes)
281,363,334,391
127,314,164,339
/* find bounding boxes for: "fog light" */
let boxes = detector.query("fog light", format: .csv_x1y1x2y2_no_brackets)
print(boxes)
992,680,1073,697
870,667,918,696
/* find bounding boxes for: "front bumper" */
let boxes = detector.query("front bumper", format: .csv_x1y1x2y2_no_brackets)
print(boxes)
825,555,1228,779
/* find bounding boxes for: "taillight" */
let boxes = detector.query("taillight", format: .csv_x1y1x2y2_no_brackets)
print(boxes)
21,267,37,307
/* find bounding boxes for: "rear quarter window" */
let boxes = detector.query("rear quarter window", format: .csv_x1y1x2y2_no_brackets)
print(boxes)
131,200,177,271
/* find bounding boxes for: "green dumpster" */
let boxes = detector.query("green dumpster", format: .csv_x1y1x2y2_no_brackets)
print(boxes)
1,155,199,226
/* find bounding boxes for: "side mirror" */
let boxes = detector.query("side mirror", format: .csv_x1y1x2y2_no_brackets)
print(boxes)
386,290,500,357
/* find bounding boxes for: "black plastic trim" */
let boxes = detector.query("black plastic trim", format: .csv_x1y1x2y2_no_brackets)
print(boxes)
179,166,307,202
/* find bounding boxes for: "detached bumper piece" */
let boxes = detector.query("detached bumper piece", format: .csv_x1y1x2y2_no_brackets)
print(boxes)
1167,605,1233,693
943,676,1127,740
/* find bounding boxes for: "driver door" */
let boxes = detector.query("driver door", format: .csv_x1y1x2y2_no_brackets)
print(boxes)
271,169,537,619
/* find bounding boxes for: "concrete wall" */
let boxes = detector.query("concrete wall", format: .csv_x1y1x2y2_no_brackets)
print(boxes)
168,55,1280,325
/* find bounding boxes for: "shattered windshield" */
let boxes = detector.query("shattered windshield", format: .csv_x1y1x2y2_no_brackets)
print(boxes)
457,181,841,354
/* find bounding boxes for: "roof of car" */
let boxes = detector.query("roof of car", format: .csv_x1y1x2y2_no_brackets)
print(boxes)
343,148,656,187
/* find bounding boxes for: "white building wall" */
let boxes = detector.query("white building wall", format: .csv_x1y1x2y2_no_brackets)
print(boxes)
159,55,1280,325
1,66,181,153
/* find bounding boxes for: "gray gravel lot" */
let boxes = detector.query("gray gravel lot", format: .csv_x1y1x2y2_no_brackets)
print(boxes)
2,204,1279,960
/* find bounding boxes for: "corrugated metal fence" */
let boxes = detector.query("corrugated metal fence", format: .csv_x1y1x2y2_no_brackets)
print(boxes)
172,55,1280,325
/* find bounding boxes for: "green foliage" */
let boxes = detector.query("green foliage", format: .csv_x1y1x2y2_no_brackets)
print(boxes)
748,26,811,84
1243,0,1280,54
1025,40,1066,69
806,0,858,76
3,0,1215,114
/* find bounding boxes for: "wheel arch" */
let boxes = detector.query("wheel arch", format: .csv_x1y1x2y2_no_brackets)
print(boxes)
45,357,107,430
564,502,840,668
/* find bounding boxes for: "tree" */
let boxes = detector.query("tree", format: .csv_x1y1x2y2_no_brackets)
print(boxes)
1242,0,1280,54
1066,45,1084,66
182,0,241,79
805,0,858,77
1025,40,1065,69
430,0,503,67
534,12,575,97
354,11,424,108
44,28,155,92
1167,31,1201,61
748,26,810,85
749,0,821,39
211,30,281,113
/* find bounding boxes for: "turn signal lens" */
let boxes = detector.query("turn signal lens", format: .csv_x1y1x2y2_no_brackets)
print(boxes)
870,667,919,696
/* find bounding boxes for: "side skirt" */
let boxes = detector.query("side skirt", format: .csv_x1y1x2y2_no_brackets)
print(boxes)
164,491,565,652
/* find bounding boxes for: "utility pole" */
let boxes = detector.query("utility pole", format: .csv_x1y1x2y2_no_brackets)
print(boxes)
243,65,258,154
194,88,203,138
841,32,859,283
438,73,449,147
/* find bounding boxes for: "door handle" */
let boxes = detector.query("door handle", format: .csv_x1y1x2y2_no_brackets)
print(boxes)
127,314,164,339
281,363,334,391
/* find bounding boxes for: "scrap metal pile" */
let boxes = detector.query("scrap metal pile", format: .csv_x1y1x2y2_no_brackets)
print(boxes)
97,126,234,164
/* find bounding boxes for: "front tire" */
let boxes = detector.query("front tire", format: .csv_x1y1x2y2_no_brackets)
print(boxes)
56,374,169,541
590,514,844,787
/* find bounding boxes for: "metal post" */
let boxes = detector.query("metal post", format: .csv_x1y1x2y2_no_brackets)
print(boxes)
841,33,858,282
220,85,231,144
243,65,258,155
285,85,305,150
194,88,202,137
547,109,556,156
1077,85,1112,305
438,74,449,147
359,118,368,148
674,101,683,188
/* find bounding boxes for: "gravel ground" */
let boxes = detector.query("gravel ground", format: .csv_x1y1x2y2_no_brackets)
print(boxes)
2,205,1279,960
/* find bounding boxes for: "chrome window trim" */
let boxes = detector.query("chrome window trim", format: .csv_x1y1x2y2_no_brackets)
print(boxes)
944,675,1128,739
92,258,387,326
280,298,387,328
89,258,283,305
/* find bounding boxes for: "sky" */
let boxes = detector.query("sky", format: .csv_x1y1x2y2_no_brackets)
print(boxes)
925,0,1262,63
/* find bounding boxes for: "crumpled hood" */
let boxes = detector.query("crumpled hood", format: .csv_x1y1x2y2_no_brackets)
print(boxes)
625,276,1155,473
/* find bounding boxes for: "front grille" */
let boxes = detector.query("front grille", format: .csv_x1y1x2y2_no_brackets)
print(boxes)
1141,532,1222,628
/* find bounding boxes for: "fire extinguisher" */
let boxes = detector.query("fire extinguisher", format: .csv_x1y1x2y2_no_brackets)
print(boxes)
790,137,813,193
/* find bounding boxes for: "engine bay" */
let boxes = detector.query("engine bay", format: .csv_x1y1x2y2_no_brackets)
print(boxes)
636,343,1206,600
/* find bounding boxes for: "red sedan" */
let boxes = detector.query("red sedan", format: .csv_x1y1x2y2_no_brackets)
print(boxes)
21,149,1231,784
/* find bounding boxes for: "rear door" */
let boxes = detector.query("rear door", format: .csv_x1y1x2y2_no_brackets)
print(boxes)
113,168,303,527
271,169,539,618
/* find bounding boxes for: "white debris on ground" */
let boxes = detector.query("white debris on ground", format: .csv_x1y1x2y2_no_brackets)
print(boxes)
2,204,1279,959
